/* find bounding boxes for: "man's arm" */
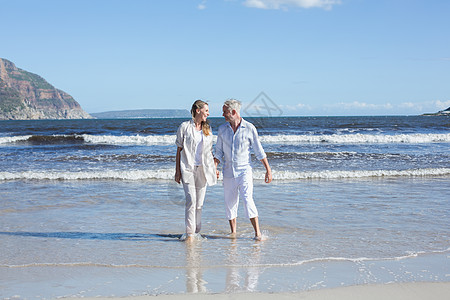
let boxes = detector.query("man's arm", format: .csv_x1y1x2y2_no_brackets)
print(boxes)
261,157,272,183
249,124,271,183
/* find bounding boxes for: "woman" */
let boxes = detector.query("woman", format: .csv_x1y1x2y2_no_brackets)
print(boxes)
175,100,217,241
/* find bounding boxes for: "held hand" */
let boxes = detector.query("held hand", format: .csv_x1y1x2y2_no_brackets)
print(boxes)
214,158,220,179
265,171,272,183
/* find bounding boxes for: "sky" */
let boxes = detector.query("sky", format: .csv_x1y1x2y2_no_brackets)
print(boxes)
2,0,449,116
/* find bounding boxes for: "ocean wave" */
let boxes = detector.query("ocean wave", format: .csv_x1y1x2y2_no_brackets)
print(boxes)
260,133,450,144
0,134,176,145
1,168,449,181
55,153,175,162
1,133,450,146
0,169,175,181
264,168,450,180
265,151,409,160
0,135,33,144
80,134,175,145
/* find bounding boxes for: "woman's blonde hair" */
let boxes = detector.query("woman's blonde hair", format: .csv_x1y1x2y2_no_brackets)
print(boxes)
191,100,211,136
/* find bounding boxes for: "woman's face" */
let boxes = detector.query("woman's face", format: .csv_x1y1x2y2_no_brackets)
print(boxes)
196,104,209,122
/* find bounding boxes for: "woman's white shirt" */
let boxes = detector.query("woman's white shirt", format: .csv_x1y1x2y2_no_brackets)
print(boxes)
176,120,217,186
193,128,203,166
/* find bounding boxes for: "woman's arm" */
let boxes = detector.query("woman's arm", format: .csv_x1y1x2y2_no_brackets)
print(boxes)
175,147,183,184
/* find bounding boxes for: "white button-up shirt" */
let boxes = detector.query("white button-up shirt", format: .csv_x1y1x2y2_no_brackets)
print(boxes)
214,118,266,178
176,120,217,186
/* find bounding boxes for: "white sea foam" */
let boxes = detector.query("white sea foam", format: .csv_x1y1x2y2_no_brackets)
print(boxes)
80,134,175,145
0,135,32,144
78,132,450,145
260,133,450,144
263,168,450,180
0,169,175,181
1,168,449,181
1,133,449,146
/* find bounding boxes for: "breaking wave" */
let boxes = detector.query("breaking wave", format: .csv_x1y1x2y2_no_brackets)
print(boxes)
1,168,449,181
0,135,33,144
259,133,450,144
0,169,175,181
1,132,449,146
263,168,450,180
80,134,175,145
0,134,175,145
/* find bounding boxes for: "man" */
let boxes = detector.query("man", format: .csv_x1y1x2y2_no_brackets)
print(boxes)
214,99,272,240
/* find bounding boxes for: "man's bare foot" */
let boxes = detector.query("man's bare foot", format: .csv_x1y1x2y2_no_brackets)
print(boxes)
225,232,236,239
254,234,267,241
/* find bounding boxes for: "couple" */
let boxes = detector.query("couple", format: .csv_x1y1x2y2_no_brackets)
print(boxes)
175,99,272,242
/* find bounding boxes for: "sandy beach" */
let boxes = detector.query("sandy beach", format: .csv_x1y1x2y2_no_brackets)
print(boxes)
71,282,450,300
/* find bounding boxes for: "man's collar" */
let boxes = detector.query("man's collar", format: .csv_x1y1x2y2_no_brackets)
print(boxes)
227,118,246,128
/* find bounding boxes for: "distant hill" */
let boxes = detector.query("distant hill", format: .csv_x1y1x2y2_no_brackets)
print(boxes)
422,107,450,116
91,109,191,119
0,58,92,120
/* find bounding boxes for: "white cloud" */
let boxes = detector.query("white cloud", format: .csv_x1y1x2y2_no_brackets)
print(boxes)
323,100,450,115
239,99,450,117
399,102,416,108
398,100,450,113
333,101,393,110
433,100,450,110
280,103,312,112
242,0,341,10
198,0,207,10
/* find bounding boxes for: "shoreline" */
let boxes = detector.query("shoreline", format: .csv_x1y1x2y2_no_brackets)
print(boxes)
2,245,448,299
67,282,450,300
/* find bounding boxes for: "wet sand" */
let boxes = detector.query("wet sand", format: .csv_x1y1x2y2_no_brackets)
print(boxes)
69,282,450,300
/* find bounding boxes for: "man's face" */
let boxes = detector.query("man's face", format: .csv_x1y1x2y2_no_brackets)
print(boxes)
222,105,233,122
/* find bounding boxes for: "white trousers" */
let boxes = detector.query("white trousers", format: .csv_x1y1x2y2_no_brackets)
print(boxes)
223,172,258,220
182,166,207,234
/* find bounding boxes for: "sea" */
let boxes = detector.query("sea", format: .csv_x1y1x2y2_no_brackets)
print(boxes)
0,116,449,299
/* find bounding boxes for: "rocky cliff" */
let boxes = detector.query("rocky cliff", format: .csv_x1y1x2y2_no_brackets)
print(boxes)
423,107,450,116
0,58,92,120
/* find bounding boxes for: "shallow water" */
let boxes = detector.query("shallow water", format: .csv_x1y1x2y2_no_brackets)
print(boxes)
1,177,449,298
1,116,449,298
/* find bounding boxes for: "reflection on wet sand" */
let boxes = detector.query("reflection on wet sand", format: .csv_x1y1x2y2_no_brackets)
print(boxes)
226,239,262,292
184,236,263,293
185,239,207,293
